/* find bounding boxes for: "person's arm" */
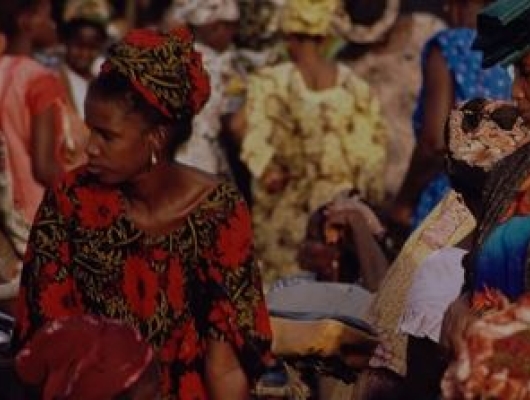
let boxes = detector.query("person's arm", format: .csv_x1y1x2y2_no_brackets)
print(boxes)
205,340,249,400
202,191,273,397
391,45,454,227
439,292,477,357
30,105,63,186
326,209,389,291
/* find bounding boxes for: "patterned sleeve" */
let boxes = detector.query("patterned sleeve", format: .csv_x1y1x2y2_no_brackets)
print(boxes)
241,64,292,179
13,176,83,348
200,188,273,381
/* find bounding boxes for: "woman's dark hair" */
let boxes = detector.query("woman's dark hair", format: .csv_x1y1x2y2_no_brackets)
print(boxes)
344,0,388,26
59,17,108,43
88,70,193,156
0,0,38,36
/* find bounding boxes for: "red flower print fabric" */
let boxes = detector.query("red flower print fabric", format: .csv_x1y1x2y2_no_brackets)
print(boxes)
13,169,272,399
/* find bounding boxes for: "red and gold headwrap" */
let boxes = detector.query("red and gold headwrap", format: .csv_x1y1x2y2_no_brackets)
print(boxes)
15,315,156,400
101,26,211,118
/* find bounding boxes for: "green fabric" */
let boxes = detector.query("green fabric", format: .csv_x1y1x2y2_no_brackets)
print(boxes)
473,0,530,67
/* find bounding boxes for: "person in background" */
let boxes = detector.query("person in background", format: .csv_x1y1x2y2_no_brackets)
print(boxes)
164,0,240,180
238,0,387,284
0,0,75,316
55,4,110,172
298,191,389,292
16,315,160,400
58,5,108,119
0,0,66,224
13,26,272,400
390,0,512,231
339,0,446,201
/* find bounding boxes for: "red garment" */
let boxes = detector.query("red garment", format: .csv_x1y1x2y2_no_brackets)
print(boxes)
14,169,273,399
16,315,155,400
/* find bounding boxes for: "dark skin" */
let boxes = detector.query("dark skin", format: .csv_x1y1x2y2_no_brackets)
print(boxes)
84,91,249,400
298,206,388,292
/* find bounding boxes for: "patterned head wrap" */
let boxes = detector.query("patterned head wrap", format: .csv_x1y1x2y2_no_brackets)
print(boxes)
16,315,156,400
448,98,530,171
164,0,239,26
101,27,211,118
280,0,338,36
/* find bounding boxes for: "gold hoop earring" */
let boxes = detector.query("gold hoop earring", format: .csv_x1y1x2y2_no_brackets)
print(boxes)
151,151,158,166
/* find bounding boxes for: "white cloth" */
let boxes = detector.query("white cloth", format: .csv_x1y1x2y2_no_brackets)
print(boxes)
175,43,233,177
399,247,466,342
164,0,239,26
63,65,89,119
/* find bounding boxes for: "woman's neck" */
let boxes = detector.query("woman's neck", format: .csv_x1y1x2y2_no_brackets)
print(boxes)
292,43,325,69
122,162,177,213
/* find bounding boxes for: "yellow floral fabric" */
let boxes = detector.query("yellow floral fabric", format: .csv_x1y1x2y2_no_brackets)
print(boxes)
280,0,338,36
366,190,476,376
241,62,387,283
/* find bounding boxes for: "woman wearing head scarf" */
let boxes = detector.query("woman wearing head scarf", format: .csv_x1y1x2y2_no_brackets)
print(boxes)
13,26,272,400
239,0,387,283
16,315,160,400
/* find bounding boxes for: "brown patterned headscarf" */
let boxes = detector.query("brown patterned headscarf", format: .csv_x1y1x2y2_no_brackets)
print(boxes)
16,315,157,400
101,26,211,118
447,98,530,171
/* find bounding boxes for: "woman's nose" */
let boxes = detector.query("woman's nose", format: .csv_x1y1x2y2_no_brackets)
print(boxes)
85,134,100,157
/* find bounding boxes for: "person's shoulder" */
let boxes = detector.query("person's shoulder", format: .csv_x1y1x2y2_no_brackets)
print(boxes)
12,56,57,78
178,165,247,213
338,63,374,98
251,62,293,83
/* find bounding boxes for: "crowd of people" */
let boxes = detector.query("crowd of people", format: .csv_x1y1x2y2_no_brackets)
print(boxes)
1,0,530,399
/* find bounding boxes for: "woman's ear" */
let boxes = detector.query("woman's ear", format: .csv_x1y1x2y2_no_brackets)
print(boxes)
148,127,170,156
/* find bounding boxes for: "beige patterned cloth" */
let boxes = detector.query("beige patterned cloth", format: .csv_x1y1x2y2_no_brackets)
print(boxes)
348,13,446,198
165,0,239,26
242,62,387,283
366,190,475,376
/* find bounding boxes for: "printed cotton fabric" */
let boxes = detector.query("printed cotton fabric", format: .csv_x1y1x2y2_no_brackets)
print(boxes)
14,169,272,399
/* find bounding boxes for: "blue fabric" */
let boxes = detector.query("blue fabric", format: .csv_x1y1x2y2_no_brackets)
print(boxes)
411,28,512,228
474,215,530,300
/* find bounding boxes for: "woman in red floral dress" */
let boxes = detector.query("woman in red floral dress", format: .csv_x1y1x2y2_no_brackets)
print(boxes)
12,26,273,400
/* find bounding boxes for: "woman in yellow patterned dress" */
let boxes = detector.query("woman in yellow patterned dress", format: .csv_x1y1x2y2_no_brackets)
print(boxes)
240,0,387,283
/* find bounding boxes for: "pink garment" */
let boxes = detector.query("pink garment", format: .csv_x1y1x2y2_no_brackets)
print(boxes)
0,56,67,224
